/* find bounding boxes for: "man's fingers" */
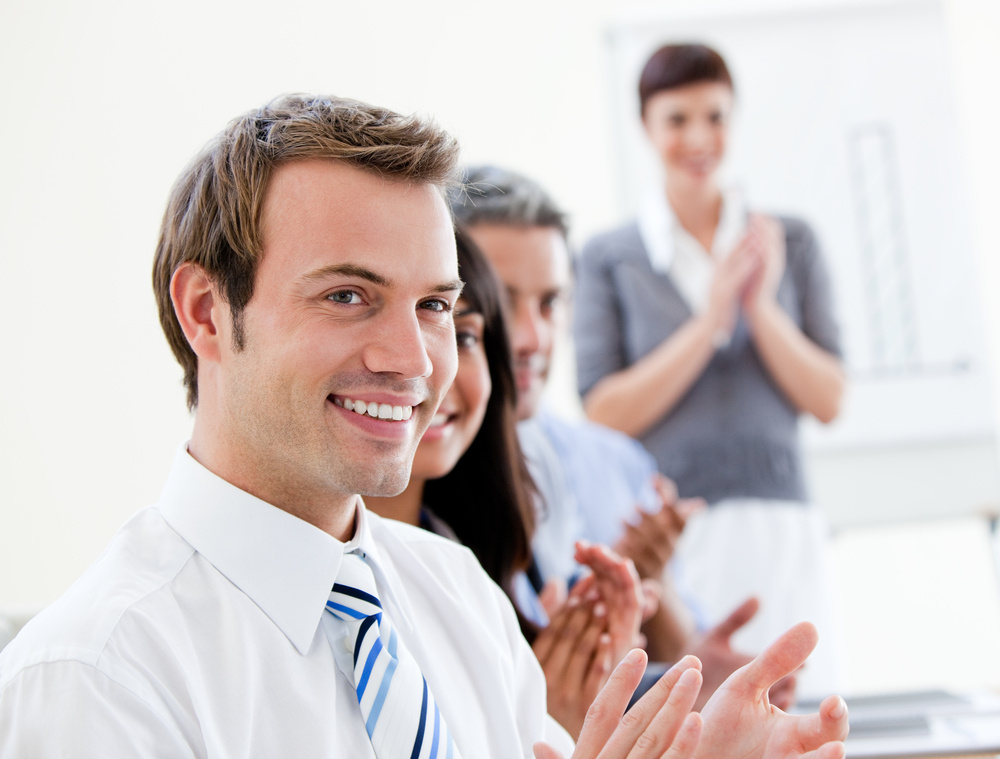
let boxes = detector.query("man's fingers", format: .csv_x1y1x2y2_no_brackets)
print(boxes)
599,658,702,758
740,622,818,699
768,670,798,712
652,473,678,506
620,525,669,580
640,509,673,538
799,743,847,759
708,596,759,642
572,649,648,759
663,712,703,759
533,742,566,759
675,498,705,522
798,694,849,744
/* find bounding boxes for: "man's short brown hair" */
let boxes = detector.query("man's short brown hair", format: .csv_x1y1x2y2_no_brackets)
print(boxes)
152,94,461,409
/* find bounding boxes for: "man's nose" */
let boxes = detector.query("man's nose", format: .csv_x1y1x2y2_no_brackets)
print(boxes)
512,300,543,357
362,307,434,379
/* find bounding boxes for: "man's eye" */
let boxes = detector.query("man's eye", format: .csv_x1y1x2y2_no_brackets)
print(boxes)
327,291,361,305
420,299,452,313
540,294,561,313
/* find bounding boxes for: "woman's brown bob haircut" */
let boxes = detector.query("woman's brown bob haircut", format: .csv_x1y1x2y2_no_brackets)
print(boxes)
638,43,734,116
153,94,462,410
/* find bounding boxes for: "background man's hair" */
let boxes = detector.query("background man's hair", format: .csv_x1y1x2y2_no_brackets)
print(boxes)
449,165,568,239
152,94,461,410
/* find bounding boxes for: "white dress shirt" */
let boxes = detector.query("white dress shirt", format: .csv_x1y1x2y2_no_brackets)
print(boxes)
0,445,572,757
637,184,747,315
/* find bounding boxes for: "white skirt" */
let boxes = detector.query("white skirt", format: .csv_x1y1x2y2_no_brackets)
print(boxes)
672,499,846,699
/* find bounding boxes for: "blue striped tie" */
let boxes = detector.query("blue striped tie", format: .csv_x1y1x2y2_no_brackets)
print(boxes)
327,551,460,759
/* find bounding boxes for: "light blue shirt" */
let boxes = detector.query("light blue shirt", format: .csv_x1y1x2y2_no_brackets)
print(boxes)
524,410,708,631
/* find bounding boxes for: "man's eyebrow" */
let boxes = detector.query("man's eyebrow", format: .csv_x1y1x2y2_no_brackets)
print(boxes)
299,264,391,287
298,265,463,298
435,279,465,296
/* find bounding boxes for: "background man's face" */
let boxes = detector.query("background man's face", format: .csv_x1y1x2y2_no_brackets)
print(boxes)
207,160,461,511
462,224,570,421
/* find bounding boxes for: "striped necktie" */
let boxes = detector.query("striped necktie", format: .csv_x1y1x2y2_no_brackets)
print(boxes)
327,551,460,759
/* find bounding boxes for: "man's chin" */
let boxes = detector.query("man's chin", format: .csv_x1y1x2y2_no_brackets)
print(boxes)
515,391,542,422
347,455,415,499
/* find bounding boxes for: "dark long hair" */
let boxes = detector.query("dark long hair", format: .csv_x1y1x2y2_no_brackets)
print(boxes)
423,228,538,635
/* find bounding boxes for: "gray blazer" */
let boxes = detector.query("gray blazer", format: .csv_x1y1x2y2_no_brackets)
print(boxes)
573,217,841,505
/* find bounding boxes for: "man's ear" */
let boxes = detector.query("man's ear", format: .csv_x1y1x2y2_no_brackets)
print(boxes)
171,262,225,363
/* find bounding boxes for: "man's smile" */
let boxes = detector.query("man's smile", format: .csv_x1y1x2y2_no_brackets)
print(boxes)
331,395,414,421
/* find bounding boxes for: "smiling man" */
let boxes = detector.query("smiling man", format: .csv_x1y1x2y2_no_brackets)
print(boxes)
0,96,848,759
0,95,572,758
174,157,461,538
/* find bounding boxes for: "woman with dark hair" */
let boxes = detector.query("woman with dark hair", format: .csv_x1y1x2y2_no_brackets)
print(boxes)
373,227,536,600
574,43,846,694
368,229,644,739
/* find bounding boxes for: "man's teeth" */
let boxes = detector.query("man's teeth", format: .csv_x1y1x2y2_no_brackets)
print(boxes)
340,397,413,421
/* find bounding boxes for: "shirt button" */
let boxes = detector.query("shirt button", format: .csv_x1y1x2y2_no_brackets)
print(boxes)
343,636,353,653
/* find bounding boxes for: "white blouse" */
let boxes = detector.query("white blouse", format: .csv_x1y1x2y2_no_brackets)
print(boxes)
637,184,748,316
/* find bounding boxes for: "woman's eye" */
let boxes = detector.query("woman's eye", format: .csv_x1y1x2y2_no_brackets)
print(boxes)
327,290,361,305
457,331,480,349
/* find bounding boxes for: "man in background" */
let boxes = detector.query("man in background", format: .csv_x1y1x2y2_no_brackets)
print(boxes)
451,165,796,707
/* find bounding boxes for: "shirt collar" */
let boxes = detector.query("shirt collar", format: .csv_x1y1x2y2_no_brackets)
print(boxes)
342,501,406,618
637,184,677,275
637,183,747,275
156,443,377,655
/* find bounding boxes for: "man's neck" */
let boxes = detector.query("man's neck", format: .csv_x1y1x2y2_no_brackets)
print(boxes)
365,479,425,528
186,431,359,542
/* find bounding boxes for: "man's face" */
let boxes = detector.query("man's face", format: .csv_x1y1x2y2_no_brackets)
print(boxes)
207,160,461,513
463,224,570,421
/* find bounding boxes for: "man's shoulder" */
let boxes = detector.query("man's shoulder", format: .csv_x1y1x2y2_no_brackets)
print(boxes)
580,220,645,263
366,511,515,620
0,506,195,683
368,508,463,547
537,410,652,465
367,510,484,575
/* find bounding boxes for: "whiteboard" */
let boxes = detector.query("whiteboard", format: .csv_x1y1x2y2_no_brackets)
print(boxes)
604,0,996,452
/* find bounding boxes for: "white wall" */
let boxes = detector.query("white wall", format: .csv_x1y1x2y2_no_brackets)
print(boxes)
1,0,999,661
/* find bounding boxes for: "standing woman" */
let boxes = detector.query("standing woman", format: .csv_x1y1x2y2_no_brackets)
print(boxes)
573,43,846,695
